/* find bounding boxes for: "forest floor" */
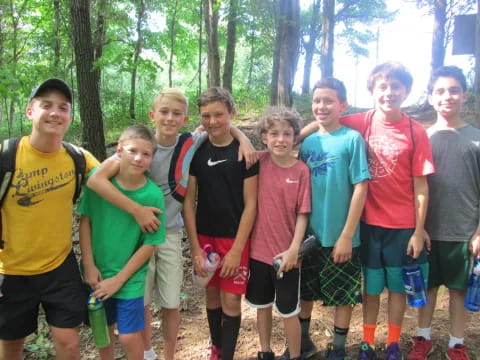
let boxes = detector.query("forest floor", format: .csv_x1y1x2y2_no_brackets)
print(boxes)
74,238,479,360
25,106,480,359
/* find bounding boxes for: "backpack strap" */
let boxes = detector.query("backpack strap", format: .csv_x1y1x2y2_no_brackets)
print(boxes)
0,137,21,249
0,137,21,207
62,142,86,203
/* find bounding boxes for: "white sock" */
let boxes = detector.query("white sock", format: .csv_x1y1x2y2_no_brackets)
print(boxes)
144,348,158,359
448,335,464,348
417,328,431,340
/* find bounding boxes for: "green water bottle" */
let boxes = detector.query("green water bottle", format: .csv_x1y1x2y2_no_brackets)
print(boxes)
87,295,110,348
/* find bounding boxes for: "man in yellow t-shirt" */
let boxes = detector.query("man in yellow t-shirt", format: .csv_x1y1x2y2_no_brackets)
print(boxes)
0,79,99,360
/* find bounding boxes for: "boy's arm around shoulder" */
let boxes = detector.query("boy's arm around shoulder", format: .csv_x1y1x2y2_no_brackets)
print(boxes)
297,121,319,144
219,174,258,278
86,156,162,233
230,126,258,169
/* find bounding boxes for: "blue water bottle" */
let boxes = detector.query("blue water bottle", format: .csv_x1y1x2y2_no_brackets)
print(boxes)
402,257,428,307
465,258,480,312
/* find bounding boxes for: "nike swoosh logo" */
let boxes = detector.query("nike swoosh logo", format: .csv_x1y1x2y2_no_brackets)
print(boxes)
207,158,228,166
286,178,299,184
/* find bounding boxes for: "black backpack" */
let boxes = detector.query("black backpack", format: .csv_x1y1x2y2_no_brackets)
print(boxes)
0,137,86,248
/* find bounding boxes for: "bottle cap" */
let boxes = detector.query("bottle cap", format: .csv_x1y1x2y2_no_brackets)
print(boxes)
405,255,416,265
87,295,102,310
203,244,214,253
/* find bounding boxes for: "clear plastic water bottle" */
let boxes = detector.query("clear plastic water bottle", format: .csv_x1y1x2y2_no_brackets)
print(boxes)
87,295,110,348
272,235,317,279
402,257,428,308
465,258,480,312
193,244,221,287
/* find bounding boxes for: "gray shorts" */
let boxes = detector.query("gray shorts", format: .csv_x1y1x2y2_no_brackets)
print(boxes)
144,230,184,308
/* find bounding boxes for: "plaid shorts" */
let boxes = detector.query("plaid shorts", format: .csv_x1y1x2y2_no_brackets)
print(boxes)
300,246,362,306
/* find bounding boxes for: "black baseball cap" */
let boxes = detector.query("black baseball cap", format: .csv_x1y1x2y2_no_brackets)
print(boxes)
29,78,73,103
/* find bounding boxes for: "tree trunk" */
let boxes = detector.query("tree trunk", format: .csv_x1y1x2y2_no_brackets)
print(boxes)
69,0,106,160
430,0,447,76
270,1,281,105
222,0,238,93
320,0,335,78
0,10,3,127
475,0,480,127
129,0,145,122
93,0,107,64
168,0,179,88
8,1,19,137
302,0,321,94
53,0,61,76
247,14,255,90
203,0,221,87
270,0,300,106
198,0,203,96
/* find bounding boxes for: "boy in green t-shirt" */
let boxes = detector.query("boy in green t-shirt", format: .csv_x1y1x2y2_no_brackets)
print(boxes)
78,125,166,360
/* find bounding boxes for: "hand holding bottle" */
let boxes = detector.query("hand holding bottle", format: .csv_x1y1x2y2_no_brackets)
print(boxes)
272,235,317,279
87,294,110,348
465,258,480,312
402,256,428,308
193,244,221,288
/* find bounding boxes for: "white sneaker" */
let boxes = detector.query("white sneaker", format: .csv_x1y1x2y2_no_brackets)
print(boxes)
144,348,158,360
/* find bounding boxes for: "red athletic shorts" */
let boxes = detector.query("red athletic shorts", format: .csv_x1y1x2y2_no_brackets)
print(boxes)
198,234,250,294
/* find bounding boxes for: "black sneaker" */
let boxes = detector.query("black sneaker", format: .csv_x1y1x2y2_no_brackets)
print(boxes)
257,351,275,360
277,348,290,360
325,342,347,360
301,337,318,358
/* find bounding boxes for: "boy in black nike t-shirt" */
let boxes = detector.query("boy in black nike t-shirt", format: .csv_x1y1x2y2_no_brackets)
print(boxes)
183,87,259,360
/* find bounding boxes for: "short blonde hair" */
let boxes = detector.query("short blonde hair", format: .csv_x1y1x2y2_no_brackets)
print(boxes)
152,88,188,115
118,125,157,151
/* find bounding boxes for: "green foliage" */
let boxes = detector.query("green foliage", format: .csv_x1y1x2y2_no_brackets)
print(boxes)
335,0,396,59
1,0,475,144
24,315,54,359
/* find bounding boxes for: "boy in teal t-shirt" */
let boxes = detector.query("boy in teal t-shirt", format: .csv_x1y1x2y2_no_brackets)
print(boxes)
78,125,166,360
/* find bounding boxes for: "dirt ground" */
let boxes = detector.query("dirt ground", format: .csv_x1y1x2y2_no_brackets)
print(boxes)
67,237,480,360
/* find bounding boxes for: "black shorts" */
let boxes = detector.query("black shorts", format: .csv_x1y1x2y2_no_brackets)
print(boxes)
245,259,300,317
0,251,86,340
300,246,362,306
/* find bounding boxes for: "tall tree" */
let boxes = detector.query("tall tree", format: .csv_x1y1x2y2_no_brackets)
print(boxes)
302,0,321,94
430,0,447,75
168,0,179,87
270,0,300,106
93,0,107,64
318,0,393,78
129,0,145,121
320,0,335,78
203,0,221,87
415,0,475,82
222,0,238,93
475,0,480,126
198,0,203,95
53,0,61,76
69,0,106,160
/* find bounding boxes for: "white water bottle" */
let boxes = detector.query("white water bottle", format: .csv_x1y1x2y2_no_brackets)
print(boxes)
193,244,221,288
